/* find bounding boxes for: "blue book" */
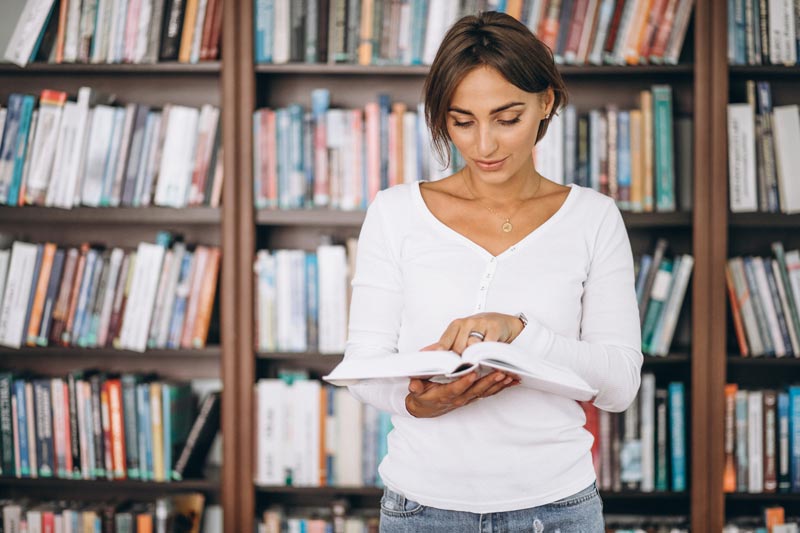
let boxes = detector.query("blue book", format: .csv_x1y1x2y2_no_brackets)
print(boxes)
305,252,318,350
288,104,305,209
789,386,800,491
32,379,53,478
378,94,391,190
311,89,330,207
99,108,125,206
616,111,631,211
325,386,335,485
13,380,30,477
71,249,98,347
410,0,428,65
0,95,25,204
652,85,676,212
668,382,686,491
35,249,65,346
162,384,173,479
7,95,35,206
167,252,194,349
733,0,746,65
137,383,154,481
635,254,653,306
254,0,275,63
303,111,314,207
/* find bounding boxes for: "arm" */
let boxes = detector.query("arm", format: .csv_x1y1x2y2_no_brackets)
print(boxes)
512,202,643,413
343,193,413,417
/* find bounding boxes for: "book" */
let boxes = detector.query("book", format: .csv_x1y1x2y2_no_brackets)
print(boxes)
323,341,597,402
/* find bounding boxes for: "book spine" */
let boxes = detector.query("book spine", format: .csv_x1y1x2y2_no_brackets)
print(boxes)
668,381,686,491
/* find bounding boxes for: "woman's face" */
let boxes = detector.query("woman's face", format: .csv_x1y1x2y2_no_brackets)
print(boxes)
447,65,553,186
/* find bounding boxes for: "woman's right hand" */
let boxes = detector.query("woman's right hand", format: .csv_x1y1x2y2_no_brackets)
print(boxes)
405,371,518,418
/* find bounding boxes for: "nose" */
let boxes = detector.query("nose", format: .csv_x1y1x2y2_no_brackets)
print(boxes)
476,124,498,158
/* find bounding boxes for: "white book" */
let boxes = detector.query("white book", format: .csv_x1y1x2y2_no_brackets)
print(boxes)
146,249,174,346
403,111,418,184
727,103,758,213
64,0,83,62
422,0,458,65
326,341,597,401
46,88,92,209
769,0,797,65
334,388,363,486
786,250,800,325
131,111,157,206
341,110,363,210
91,0,112,63
154,106,199,208
290,381,322,486
255,379,288,485
587,0,616,65
609,0,638,65
81,105,117,207
317,244,348,354
290,251,307,351
255,250,277,352
133,0,153,62
138,110,163,206
272,0,290,64
772,105,800,214
275,250,295,351
747,390,764,493
3,0,57,66
189,0,209,63
0,249,11,310
653,255,695,356
0,242,38,348
664,0,695,64
108,103,137,207
639,373,656,492
535,110,564,184
97,247,124,348
753,256,788,357
119,241,165,352
106,0,126,62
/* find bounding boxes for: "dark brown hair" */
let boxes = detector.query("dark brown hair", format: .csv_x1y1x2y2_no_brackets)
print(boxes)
423,11,568,165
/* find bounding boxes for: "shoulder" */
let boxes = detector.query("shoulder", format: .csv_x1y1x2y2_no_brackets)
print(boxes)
373,182,417,211
568,184,617,215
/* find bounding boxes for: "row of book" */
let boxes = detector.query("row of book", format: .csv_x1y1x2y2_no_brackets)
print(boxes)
253,0,694,67
0,90,223,209
0,235,220,352
3,0,222,67
725,507,800,533
584,376,687,493
254,84,688,213
728,81,800,214
255,378,391,487
727,0,800,66
722,384,800,494
725,243,800,358
255,242,355,354
0,372,221,483
635,239,694,357
1,494,214,533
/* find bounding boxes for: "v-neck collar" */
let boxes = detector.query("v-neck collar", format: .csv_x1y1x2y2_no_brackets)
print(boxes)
411,180,579,259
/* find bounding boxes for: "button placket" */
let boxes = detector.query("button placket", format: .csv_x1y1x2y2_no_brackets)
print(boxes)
475,257,498,312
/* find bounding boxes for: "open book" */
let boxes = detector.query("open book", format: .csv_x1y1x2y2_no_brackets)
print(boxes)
323,342,597,402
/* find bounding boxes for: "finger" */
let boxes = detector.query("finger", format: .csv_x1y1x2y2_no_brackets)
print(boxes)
435,372,479,399
483,323,502,343
468,372,508,395
452,321,477,355
437,320,462,352
479,376,517,398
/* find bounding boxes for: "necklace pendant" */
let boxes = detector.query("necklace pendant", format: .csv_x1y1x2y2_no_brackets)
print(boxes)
502,221,513,233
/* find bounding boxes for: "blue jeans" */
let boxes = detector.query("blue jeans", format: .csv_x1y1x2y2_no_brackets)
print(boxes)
379,482,604,533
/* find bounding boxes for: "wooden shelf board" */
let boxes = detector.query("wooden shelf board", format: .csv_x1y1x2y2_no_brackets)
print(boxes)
0,346,220,358
727,355,800,365
0,206,221,225
255,209,692,228
726,492,800,501
729,65,800,77
0,61,221,75
0,475,219,493
255,64,694,77
729,212,800,227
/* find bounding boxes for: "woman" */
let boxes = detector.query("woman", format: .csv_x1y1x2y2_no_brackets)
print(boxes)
344,11,642,533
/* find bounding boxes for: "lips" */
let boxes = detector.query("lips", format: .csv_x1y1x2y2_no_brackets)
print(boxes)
474,157,508,171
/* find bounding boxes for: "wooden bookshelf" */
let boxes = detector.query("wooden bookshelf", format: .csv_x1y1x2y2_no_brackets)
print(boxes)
0,206,221,225
0,3,238,532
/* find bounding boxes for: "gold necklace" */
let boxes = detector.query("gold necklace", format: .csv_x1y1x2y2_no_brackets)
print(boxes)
462,173,543,233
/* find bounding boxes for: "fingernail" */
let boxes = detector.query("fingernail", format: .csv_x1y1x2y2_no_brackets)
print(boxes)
504,377,513,385
494,374,505,382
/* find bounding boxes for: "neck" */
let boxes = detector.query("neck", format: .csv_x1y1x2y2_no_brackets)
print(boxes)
462,163,542,206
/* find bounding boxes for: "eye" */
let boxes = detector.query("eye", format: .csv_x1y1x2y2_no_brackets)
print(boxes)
452,120,473,128
498,117,521,126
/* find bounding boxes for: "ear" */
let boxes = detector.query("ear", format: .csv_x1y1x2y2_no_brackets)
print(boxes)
540,88,555,117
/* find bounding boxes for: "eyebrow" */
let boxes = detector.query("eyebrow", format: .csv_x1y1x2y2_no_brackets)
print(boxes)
448,102,525,116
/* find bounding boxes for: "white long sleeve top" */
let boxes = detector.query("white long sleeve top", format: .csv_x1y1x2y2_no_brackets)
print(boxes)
344,181,642,513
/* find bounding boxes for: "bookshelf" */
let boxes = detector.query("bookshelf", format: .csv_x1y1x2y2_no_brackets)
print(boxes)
0,0,238,531
237,4,710,533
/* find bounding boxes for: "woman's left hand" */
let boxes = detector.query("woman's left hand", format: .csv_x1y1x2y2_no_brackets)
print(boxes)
429,312,525,355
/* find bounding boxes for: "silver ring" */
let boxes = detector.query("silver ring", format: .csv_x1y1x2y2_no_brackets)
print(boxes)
468,331,485,341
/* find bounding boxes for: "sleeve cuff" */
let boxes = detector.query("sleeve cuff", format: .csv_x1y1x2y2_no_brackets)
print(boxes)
510,315,551,359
